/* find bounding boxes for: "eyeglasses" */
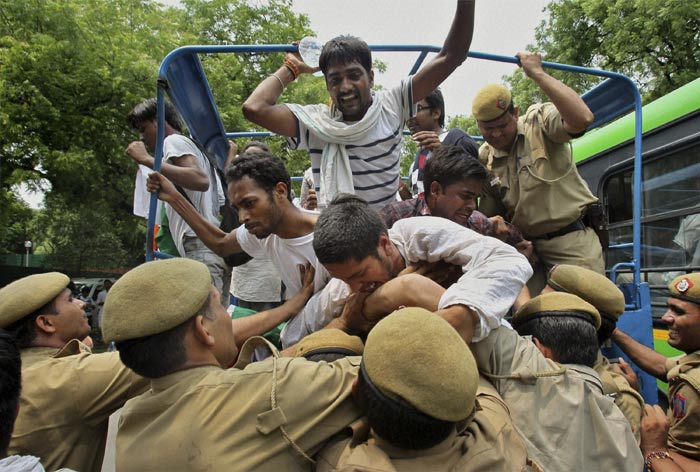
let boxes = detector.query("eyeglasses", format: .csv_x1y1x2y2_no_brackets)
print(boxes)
416,104,433,113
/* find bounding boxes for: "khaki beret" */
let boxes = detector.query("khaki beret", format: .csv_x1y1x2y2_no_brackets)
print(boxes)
294,329,364,358
513,292,601,330
0,273,70,328
667,273,700,305
363,307,478,422
472,83,512,122
102,258,212,342
547,264,625,319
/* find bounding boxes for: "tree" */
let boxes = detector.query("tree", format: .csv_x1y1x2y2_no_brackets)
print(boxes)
503,0,700,109
0,0,315,271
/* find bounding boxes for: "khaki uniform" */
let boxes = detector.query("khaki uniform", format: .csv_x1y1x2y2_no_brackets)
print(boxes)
316,377,541,472
115,356,362,471
9,340,148,472
478,103,603,290
470,327,643,471
665,351,700,460
594,351,644,441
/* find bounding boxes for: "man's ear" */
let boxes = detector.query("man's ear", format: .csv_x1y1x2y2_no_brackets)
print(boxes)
513,106,520,120
532,337,555,360
274,182,289,202
192,315,216,347
429,180,443,197
35,315,57,335
369,69,375,88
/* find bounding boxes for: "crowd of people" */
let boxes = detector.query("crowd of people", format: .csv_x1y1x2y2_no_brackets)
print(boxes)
1,1,698,471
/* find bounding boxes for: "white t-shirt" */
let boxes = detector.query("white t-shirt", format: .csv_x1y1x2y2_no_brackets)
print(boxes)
286,78,413,210
234,212,330,300
231,258,282,303
163,134,223,257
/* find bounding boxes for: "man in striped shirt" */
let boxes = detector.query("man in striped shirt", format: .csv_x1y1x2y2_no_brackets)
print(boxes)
243,1,476,210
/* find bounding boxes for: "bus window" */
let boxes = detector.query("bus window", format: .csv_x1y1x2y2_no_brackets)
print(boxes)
604,141,700,318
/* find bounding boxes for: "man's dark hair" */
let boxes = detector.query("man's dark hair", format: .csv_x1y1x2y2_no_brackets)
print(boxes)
127,98,183,133
5,300,59,349
116,294,215,378
356,367,454,449
319,35,372,75
313,194,387,264
423,145,486,191
0,329,21,457
515,313,599,367
424,88,446,128
224,152,292,202
241,141,270,153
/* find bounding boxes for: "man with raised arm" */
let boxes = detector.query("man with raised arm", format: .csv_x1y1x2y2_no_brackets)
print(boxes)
127,99,230,302
242,1,475,210
473,52,603,294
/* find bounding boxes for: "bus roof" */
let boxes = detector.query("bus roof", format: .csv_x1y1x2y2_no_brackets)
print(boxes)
572,77,700,163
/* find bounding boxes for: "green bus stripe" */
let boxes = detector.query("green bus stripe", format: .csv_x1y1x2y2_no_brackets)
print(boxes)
572,78,700,163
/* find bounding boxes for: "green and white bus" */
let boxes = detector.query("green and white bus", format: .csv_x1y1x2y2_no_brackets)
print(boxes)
573,77,700,363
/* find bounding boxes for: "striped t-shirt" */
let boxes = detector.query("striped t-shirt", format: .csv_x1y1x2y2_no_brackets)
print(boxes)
286,78,413,210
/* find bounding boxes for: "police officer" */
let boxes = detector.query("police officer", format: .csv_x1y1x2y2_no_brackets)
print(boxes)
316,308,536,471
543,264,644,438
613,273,700,466
472,52,603,294
0,273,148,472
101,258,362,471
472,292,643,470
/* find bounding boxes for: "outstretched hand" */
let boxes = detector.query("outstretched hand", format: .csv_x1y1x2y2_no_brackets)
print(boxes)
611,357,640,391
147,171,178,203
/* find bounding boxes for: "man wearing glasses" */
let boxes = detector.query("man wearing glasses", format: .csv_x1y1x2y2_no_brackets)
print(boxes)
405,88,479,197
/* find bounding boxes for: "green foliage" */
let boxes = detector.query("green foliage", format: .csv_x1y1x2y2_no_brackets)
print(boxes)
0,0,313,272
447,115,479,137
504,0,700,107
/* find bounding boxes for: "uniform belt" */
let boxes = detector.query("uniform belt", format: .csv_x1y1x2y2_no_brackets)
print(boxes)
531,218,586,240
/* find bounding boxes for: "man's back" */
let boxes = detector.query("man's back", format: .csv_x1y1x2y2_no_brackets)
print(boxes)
470,327,643,471
10,343,146,472
116,356,360,471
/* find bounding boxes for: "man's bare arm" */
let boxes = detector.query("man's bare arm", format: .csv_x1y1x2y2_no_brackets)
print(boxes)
517,52,594,134
127,141,209,191
232,265,315,347
411,0,475,102
612,328,668,381
147,172,242,257
242,51,318,137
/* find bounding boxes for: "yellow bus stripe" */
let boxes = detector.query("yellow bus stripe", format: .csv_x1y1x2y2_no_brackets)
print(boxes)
653,328,669,341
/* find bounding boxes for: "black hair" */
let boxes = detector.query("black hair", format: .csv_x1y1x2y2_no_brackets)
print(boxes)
313,194,386,264
5,299,59,349
357,365,454,449
515,312,599,367
241,141,270,153
127,98,183,133
0,329,21,457
423,145,486,191
424,88,446,128
319,35,372,75
115,294,215,379
224,152,292,202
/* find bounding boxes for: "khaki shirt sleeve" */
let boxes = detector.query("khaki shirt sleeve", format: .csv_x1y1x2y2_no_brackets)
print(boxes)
668,377,700,459
539,103,574,144
70,352,149,427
